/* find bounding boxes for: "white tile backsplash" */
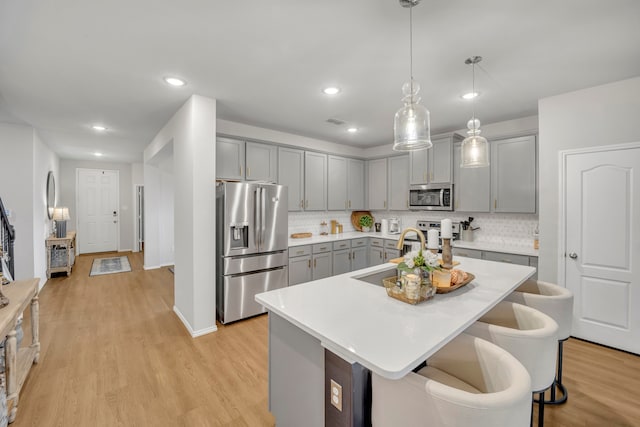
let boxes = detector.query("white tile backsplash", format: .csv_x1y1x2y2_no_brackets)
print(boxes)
289,210,538,248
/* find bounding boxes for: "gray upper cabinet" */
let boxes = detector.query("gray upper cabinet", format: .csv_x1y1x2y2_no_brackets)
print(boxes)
328,155,348,210
368,158,388,210
453,141,491,212
491,135,537,213
347,158,365,210
304,152,327,211
216,138,276,182
388,155,409,210
409,136,453,184
409,149,429,184
216,138,245,180
429,137,453,183
278,147,304,211
246,142,277,182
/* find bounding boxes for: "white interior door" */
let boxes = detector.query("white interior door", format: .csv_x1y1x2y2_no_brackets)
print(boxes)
564,145,640,354
77,169,119,254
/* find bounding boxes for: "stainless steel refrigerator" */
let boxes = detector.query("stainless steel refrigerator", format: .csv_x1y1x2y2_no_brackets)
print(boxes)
216,182,288,323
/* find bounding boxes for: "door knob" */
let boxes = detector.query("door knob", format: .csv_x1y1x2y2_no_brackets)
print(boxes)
568,252,578,259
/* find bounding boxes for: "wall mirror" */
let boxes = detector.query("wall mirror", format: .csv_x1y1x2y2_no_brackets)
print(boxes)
46,171,55,219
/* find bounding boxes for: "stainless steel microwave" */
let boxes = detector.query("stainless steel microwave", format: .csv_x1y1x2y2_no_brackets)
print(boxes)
409,184,454,211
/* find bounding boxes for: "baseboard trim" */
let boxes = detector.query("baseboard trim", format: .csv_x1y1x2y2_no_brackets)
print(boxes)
118,248,133,253
173,305,218,338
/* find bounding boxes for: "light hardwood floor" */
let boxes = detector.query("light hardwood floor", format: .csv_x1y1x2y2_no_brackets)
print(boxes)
12,252,640,426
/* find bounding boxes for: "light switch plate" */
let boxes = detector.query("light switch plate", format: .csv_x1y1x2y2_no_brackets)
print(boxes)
330,379,342,411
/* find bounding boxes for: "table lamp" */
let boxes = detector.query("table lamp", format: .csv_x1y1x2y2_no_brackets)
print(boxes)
53,207,70,238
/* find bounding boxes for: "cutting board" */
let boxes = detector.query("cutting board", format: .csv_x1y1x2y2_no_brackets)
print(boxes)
290,232,312,239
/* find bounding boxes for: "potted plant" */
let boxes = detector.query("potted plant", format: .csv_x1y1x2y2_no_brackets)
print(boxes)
359,214,373,232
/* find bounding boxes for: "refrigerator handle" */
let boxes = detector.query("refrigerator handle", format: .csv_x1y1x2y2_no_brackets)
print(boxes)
255,187,261,249
261,187,266,247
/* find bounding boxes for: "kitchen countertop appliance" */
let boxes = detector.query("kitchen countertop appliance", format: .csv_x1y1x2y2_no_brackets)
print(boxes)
388,218,401,234
216,182,288,324
402,220,461,249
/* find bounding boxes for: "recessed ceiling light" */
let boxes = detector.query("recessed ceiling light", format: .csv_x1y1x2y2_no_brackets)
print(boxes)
462,92,479,100
92,125,107,131
164,77,187,87
322,87,341,95
94,152,103,157
347,127,358,133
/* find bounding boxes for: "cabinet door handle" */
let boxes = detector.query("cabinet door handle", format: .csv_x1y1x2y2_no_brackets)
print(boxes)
247,167,251,177
494,199,497,209
501,259,513,263
352,252,355,260
430,172,433,181
406,199,409,208
348,200,351,208
423,172,427,182
300,200,304,208
383,200,387,208
379,252,382,259
314,259,317,268
308,259,311,268
239,166,242,176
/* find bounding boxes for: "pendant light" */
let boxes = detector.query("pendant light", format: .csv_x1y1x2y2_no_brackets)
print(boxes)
393,0,432,152
460,56,489,168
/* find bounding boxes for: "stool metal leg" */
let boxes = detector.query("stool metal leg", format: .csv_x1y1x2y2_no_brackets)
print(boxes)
538,392,545,427
546,340,568,405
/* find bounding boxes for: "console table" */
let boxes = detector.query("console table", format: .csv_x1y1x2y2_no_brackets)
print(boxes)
1,278,39,423
46,231,76,278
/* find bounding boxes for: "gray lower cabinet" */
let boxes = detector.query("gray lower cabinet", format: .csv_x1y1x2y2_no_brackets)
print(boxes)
383,248,400,263
481,250,538,280
312,243,332,280
289,246,312,286
350,238,368,271
451,247,483,259
369,246,384,266
369,238,384,267
332,249,351,276
351,246,368,271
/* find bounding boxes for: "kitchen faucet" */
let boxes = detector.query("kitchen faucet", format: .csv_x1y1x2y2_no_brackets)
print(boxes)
396,227,426,251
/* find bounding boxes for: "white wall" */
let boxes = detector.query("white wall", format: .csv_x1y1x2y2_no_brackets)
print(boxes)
145,95,217,336
59,159,134,252
0,123,58,287
538,76,640,282
32,130,59,288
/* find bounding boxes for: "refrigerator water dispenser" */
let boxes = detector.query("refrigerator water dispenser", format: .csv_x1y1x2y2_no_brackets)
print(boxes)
230,222,249,249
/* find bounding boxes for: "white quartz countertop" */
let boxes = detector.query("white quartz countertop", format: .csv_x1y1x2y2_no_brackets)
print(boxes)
288,232,539,257
256,257,535,379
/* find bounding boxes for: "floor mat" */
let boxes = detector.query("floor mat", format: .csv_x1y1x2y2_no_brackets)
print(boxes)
90,256,132,276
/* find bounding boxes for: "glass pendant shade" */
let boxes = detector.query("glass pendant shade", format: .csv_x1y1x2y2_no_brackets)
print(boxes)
460,118,489,168
393,81,432,151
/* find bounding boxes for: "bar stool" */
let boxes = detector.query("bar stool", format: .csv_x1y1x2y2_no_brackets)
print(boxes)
371,333,532,427
506,279,574,404
465,301,558,427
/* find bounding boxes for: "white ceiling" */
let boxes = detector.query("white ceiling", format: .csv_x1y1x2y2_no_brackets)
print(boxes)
1,0,639,163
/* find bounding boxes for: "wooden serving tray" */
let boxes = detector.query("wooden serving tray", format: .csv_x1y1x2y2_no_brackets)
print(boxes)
350,211,373,231
436,273,475,294
290,232,312,239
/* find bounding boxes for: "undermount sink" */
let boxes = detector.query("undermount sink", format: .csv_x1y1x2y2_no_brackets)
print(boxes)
352,267,397,286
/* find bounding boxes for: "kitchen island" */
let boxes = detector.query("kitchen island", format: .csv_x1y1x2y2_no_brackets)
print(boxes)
256,257,536,427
